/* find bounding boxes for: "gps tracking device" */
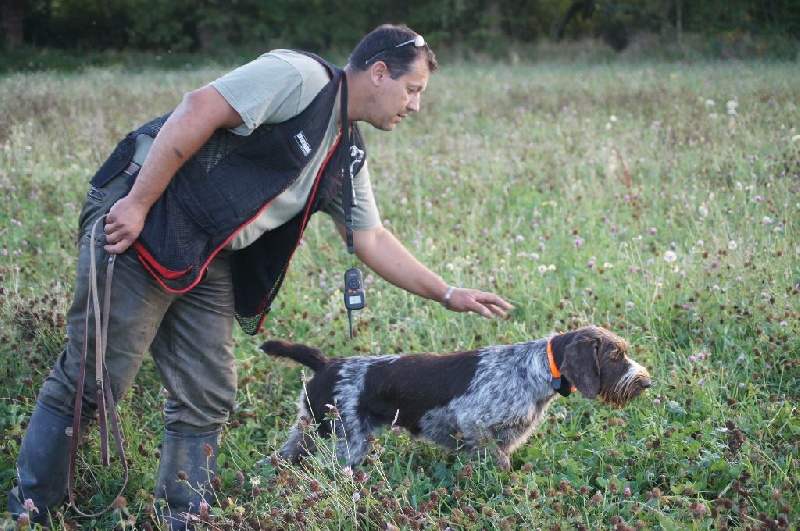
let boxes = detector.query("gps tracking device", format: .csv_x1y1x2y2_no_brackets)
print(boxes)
344,268,365,339
344,268,366,310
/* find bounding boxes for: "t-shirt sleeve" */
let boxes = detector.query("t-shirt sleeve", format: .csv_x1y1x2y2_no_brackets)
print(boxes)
210,50,328,136
323,159,382,231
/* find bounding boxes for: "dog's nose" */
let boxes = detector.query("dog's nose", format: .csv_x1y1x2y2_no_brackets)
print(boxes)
641,377,652,389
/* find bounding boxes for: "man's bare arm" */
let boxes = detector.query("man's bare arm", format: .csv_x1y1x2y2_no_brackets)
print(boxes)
103,85,243,254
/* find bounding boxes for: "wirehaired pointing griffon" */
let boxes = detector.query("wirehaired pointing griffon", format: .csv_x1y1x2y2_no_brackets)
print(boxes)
261,326,651,470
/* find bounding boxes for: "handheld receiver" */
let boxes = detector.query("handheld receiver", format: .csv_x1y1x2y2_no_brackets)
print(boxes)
344,268,366,310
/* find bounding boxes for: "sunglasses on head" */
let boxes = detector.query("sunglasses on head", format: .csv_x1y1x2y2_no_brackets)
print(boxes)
364,34,426,66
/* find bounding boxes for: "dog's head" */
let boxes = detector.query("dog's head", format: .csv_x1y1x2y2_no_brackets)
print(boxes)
552,326,651,407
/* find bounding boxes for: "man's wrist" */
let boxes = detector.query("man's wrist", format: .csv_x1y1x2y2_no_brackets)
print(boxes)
441,286,456,309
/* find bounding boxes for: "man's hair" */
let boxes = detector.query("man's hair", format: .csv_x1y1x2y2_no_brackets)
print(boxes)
348,24,438,78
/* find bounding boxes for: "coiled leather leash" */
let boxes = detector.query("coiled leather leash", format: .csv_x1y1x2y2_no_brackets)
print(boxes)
68,215,129,516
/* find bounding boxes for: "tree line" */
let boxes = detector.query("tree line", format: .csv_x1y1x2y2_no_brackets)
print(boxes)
1,0,798,54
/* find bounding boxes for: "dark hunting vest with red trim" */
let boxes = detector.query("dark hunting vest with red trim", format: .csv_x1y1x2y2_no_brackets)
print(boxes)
89,53,365,335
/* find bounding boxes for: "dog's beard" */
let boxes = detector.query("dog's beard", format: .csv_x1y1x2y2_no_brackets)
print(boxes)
599,372,651,408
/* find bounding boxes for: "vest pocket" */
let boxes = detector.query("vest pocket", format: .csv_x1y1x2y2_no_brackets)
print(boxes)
78,166,137,240
89,135,136,187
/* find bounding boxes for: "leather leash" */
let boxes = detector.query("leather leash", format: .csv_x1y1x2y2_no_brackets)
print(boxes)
68,215,129,516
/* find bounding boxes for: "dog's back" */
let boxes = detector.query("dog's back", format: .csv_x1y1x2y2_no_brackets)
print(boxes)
261,340,328,372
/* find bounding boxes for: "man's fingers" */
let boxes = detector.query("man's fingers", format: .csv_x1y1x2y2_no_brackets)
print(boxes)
474,294,514,315
447,289,514,318
104,238,131,254
486,304,509,318
481,294,514,311
103,226,134,254
477,303,509,319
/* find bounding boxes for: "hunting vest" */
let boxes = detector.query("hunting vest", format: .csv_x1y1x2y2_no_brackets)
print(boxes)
89,53,366,334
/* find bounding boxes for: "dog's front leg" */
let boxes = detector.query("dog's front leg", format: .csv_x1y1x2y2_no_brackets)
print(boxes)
492,448,511,471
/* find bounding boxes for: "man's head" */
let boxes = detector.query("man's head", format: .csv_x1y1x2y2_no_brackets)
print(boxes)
348,24,438,78
345,24,437,131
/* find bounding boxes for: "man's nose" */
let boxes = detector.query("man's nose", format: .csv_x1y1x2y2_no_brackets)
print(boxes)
407,93,421,112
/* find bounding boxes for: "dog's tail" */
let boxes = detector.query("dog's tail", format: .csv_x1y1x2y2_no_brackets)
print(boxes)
260,340,328,372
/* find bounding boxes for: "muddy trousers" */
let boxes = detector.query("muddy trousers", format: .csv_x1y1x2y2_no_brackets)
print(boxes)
6,174,237,525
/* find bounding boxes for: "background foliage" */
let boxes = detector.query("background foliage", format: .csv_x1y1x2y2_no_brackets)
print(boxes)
1,0,799,64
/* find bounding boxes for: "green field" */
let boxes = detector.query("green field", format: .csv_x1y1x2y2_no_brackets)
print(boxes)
1,58,798,529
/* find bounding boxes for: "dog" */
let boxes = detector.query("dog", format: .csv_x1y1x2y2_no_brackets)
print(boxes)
261,325,651,470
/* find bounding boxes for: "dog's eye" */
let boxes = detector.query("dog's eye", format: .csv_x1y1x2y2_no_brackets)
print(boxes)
604,345,624,360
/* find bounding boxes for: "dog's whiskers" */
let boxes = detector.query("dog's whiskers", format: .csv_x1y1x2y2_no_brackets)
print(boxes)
602,366,652,408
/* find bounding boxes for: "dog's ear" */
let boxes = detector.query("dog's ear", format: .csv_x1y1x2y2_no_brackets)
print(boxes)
560,337,601,398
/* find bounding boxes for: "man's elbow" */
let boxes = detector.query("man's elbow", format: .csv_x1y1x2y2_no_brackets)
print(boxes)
352,227,384,259
354,226,384,246
179,86,243,130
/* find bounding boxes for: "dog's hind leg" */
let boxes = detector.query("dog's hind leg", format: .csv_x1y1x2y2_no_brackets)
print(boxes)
279,425,317,462
333,418,372,466
279,391,319,462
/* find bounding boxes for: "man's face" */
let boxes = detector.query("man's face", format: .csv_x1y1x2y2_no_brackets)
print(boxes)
367,55,429,131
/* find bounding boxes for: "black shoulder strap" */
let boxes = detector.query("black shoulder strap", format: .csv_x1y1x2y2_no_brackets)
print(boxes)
291,49,355,255
291,49,340,79
339,75,356,255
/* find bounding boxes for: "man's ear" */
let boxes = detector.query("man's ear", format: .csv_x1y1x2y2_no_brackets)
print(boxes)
370,61,388,84
560,338,601,398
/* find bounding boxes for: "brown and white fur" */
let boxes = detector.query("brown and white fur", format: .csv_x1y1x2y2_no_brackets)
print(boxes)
261,326,651,470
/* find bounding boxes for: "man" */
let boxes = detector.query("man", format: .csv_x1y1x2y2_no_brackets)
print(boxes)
7,24,513,528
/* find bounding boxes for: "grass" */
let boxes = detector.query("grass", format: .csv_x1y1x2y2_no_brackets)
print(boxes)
1,55,798,530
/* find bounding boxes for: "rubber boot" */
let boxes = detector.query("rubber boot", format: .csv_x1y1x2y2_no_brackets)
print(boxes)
7,401,85,527
154,428,220,530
